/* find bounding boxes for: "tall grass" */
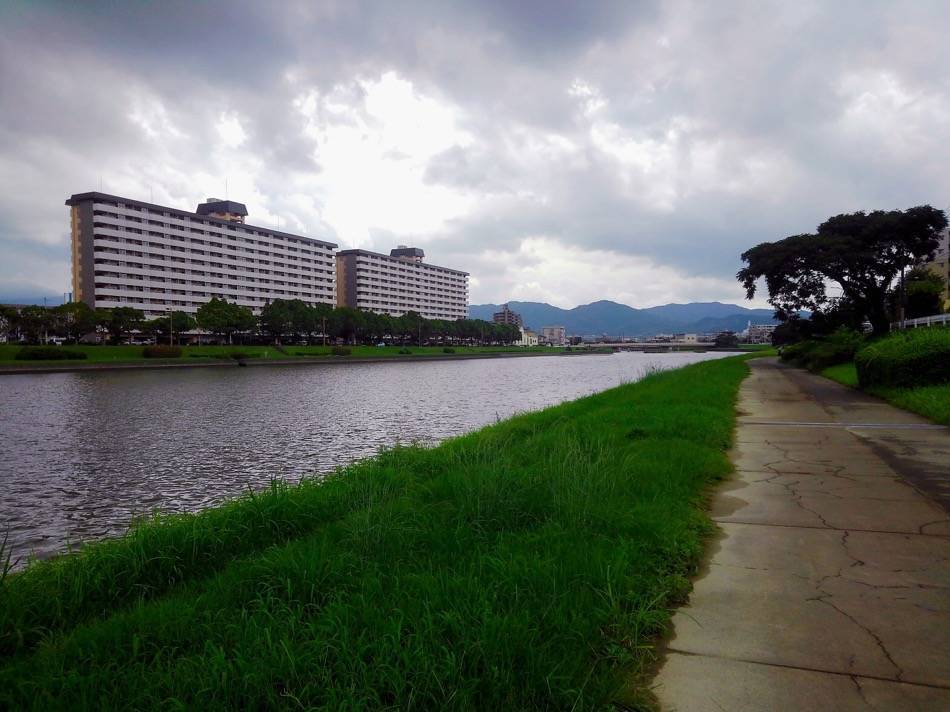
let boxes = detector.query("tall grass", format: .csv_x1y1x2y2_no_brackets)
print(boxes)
0,357,750,709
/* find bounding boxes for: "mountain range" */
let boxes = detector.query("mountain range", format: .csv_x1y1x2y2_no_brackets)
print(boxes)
468,300,781,337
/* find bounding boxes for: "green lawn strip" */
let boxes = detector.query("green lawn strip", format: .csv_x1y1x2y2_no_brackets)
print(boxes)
0,357,749,709
0,344,567,366
820,362,949,425
820,362,859,388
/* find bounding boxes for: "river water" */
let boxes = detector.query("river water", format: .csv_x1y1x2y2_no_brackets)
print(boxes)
0,352,731,564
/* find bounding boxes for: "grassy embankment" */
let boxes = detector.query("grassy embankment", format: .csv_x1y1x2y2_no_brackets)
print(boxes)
0,343,567,367
0,356,751,709
790,327,950,426
822,362,950,424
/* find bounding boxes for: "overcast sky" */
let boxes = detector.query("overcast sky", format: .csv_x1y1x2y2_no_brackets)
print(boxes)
1,0,948,308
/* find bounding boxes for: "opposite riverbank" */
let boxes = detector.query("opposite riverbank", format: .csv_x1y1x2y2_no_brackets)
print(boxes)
0,344,605,375
0,355,752,709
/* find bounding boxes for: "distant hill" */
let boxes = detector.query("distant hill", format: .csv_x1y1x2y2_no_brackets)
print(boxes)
468,300,783,337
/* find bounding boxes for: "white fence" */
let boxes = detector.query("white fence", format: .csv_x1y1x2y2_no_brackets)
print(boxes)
891,313,950,330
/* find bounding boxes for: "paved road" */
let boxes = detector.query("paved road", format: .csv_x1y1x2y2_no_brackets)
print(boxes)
653,358,950,711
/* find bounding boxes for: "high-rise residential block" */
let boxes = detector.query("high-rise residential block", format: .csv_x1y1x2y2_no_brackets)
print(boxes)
492,304,523,327
336,246,468,320
66,192,337,317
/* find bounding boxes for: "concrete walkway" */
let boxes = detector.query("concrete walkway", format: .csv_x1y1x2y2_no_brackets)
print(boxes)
654,358,950,711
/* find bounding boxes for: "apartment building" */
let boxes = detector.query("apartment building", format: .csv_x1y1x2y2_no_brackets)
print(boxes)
540,325,566,346
336,246,468,320
66,192,337,317
920,226,949,310
492,304,523,328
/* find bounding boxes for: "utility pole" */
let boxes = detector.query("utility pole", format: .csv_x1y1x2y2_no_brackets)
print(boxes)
169,309,174,346
322,315,327,346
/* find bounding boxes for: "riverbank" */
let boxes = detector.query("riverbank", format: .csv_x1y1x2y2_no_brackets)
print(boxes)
0,344,608,375
0,355,751,709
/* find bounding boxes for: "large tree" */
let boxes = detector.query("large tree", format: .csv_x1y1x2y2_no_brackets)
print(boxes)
97,306,144,344
53,302,98,342
738,206,947,336
196,298,256,344
899,267,945,319
17,306,54,343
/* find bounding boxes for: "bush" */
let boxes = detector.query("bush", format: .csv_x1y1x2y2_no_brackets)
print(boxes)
779,329,864,372
398,348,412,355
855,328,950,388
227,350,252,360
330,346,351,356
15,346,87,361
442,347,455,354
142,345,182,359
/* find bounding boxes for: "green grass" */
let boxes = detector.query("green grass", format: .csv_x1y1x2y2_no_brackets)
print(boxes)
821,361,950,425
0,357,750,710
821,362,859,388
0,344,566,367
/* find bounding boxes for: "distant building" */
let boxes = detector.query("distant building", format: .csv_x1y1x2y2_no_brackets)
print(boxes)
746,322,778,344
672,333,699,344
517,327,539,347
919,225,949,310
336,246,468,320
65,192,338,318
493,304,523,328
540,325,566,346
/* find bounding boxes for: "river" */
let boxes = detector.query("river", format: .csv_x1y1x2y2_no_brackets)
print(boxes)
0,351,732,564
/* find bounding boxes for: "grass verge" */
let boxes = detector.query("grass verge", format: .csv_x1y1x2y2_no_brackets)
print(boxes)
0,344,569,367
821,362,950,425
0,357,750,709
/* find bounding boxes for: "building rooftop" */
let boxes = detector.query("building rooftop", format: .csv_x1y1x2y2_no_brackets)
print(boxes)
64,191,337,248
336,247,468,275
195,198,249,218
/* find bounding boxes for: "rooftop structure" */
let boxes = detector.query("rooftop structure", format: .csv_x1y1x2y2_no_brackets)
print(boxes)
195,198,249,223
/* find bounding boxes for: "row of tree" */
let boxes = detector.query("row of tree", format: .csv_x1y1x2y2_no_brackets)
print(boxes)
0,298,524,346
738,205,948,340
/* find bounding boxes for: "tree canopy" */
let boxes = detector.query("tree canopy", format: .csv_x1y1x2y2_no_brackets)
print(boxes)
738,206,947,335
196,298,256,343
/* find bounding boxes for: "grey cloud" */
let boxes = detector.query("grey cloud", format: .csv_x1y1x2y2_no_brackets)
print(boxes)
1,0,948,303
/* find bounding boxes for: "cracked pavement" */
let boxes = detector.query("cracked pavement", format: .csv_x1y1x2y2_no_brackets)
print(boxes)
653,358,950,711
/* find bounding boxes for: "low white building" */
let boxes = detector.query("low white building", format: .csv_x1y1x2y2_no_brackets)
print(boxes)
517,327,539,347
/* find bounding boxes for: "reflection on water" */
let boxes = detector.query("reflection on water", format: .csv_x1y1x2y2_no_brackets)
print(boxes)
0,352,730,563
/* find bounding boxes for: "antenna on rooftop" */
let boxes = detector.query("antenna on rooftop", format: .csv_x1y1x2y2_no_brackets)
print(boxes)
225,177,229,200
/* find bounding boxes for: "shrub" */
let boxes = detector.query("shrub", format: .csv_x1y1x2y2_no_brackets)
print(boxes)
227,350,252,360
330,346,351,356
398,348,412,355
855,328,950,388
15,346,87,361
442,347,456,354
780,329,864,372
142,345,182,359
